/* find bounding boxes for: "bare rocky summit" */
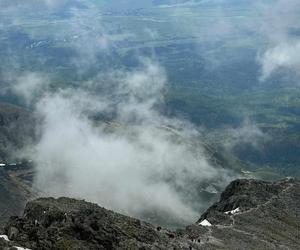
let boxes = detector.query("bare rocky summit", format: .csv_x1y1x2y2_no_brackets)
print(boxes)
1,178,300,250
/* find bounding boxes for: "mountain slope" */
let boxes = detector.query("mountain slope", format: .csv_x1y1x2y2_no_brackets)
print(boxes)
0,102,35,162
0,163,35,225
197,178,300,249
2,178,299,250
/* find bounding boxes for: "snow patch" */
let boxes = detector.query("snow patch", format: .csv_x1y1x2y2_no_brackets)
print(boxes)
204,185,218,194
241,170,251,174
0,235,31,249
199,219,212,227
225,207,240,215
0,235,9,241
0,163,6,167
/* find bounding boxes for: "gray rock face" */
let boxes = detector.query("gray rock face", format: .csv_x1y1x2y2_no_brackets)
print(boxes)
3,178,300,250
0,238,19,250
3,197,185,249
197,178,300,249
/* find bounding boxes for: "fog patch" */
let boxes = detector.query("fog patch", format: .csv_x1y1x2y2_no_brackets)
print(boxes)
257,0,300,81
223,119,265,152
3,0,239,227
13,60,236,227
12,73,50,106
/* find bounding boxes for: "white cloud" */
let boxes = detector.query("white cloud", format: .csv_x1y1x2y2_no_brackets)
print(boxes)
259,41,300,81
3,0,238,227
224,119,264,151
12,73,49,105
13,60,235,226
257,0,300,80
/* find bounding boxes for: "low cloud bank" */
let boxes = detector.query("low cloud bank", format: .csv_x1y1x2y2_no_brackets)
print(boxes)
4,0,239,227
13,60,235,226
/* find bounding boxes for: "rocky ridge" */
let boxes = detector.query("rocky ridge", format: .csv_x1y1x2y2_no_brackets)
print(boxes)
1,178,299,250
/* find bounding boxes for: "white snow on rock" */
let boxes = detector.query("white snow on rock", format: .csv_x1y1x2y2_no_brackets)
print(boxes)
204,185,218,194
0,163,6,167
225,207,240,215
0,235,9,241
199,219,212,227
0,235,31,249
241,170,251,174
14,247,32,250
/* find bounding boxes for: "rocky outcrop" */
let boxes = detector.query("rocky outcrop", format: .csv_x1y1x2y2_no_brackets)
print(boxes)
2,178,300,250
197,178,300,249
199,178,293,224
3,197,189,250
